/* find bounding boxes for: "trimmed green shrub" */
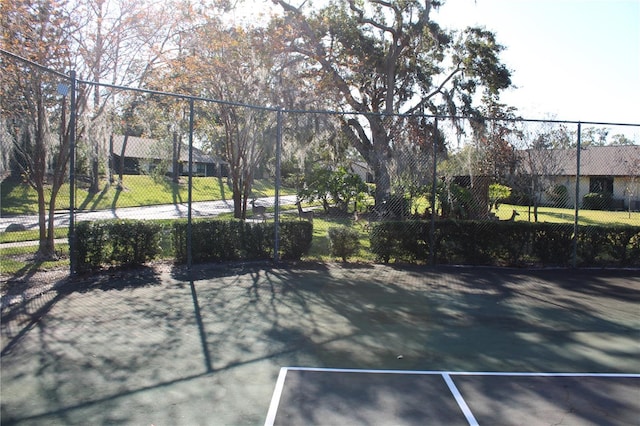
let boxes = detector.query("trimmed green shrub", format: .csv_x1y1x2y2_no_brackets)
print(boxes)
76,220,162,272
385,193,411,218
76,221,107,271
550,184,569,208
578,225,640,267
369,220,638,267
583,192,612,210
328,226,361,262
494,221,534,266
172,219,312,263
173,220,260,263
370,221,431,263
531,224,574,266
278,221,313,260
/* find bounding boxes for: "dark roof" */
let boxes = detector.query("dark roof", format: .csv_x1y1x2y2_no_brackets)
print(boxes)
111,135,223,164
520,145,639,177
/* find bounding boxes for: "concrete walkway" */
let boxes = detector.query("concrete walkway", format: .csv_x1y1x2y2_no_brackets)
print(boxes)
0,195,298,232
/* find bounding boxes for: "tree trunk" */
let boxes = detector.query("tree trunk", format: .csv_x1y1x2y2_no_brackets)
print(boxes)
231,165,243,219
36,184,55,258
45,194,58,258
118,135,128,186
344,116,392,206
108,134,114,183
232,186,243,219
370,119,391,205
90,154,100,193
172,131,180,183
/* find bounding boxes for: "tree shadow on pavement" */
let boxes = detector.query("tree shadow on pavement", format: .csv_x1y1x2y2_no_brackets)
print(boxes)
1,263,638,425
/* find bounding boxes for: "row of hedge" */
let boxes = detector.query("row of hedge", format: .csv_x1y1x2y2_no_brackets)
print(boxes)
370,220,640,267
75,218,639,271
76,220,164,272
172,220,313,263
75,219,313,272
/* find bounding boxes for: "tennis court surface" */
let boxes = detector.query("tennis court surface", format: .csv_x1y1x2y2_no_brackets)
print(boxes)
1,265,639,425
266,368,639,425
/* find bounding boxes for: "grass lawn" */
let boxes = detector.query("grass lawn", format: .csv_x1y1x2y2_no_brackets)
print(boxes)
304,215,374,263
0,244,70,279
497,204,640,226
1,176,292,215
0,227,69,244
2,190,638,277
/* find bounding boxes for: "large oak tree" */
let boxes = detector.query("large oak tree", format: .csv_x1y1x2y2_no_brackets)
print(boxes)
271,0,512,205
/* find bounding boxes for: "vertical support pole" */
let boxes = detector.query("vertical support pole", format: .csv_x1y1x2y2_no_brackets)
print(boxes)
68,70,77,275
572,122,581,268
187,98,195,271
274,109,283,262
430,117,438,266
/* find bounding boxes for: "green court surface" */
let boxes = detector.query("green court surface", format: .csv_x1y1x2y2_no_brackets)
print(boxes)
266,368,639,425
1,264,638,425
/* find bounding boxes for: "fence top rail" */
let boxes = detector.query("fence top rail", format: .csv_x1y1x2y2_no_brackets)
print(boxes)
2,47,640,128
1,48,70,80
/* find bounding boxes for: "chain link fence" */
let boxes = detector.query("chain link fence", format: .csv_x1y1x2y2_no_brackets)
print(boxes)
1,53,639,274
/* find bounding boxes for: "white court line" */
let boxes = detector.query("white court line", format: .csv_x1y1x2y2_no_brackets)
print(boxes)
442,373,479,426
281,367,640,378
264,367,640,425
264,367,288,426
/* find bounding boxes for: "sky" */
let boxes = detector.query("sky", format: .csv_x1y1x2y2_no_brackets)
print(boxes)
234,0,639,137
434,0,640,126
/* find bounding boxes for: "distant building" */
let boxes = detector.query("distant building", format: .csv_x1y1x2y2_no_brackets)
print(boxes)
518,145,640,210
110,135,228,177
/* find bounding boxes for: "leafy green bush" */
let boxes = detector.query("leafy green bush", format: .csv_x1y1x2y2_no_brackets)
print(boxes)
369,220,639,267
489,183,512,210
531,224,574,266
370,221,429,263
173,220,261,263
76,221,107,271
583,192,612,210
76,220,162,272
577,225,640,266
328,226,361,262
299,166,368,213
172,219,312,263
176,220,242,263
385,193,411,218
369,222,396,263
278,221,313,260
550,184,569,208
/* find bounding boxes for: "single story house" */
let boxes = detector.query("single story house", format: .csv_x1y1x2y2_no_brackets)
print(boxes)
519,145,640,210
110,135,228,177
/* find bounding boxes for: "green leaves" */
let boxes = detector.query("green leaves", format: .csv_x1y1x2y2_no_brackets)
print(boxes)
458,27,512,95
299,166,368,213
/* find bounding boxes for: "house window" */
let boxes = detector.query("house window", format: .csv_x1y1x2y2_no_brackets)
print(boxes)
589,177,613,194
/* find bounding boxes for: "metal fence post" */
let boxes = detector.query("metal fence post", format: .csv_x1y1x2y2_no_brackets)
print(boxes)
430,116,438,266
572,121,582,268
187,98,195,270
68,70,77,275
274,109,283,262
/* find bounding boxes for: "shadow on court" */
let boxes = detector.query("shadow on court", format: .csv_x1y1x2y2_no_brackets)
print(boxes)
1,263,638,425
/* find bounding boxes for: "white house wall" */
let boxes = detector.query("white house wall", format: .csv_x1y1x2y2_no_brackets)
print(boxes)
544,176,639,209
